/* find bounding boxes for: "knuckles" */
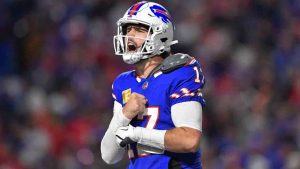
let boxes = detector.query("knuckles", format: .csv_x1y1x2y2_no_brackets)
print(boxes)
124,93,147,116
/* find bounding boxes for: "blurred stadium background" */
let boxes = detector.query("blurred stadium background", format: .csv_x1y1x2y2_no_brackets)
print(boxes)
0,0,300,169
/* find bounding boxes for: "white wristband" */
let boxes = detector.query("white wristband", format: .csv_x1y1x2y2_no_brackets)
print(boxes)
133,127,166,150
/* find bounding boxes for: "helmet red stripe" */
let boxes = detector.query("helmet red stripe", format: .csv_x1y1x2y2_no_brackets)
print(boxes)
129,3,143,15
155,9,171,18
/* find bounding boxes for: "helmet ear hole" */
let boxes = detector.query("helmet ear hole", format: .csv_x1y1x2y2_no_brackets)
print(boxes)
145,43,154,52
154,26,163,33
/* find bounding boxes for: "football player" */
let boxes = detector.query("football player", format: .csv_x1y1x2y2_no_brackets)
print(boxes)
101,1,205,169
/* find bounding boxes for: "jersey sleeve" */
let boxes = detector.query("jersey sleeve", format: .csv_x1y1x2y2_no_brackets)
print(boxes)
112,71,135,106
112,77,123,104
169,63,205,106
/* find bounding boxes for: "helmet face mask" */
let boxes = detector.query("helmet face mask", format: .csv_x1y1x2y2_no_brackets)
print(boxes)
113,1,178,64
113,22,154,64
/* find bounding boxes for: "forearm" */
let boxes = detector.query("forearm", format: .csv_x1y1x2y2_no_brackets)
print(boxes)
101,120,125,164
164,127,201,153
131,126,200,153
131,101,202,153
101,101,131,164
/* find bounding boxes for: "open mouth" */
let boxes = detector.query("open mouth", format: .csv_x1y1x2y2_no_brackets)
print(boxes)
127,41,137,52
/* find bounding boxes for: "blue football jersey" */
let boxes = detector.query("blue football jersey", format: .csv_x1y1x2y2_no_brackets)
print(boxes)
112,58,205,169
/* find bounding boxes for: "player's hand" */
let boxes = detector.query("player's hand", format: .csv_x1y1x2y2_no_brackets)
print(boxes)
116,125,137,147
122,92,147,119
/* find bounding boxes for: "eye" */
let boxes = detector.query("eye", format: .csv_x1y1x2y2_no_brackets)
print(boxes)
125,25,148,34
138,27,148,32
126,26,133,33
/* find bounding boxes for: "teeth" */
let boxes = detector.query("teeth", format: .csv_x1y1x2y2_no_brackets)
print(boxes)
128,42,136,47
128,41,134,45
127,41,137,51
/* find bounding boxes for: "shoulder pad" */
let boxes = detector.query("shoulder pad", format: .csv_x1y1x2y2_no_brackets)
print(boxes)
161,53,193,73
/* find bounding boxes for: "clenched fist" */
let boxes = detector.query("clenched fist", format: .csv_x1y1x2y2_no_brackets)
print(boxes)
122,92,147,119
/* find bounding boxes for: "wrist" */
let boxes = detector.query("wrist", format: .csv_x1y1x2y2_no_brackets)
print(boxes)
122,108,136,120
132,126,142,142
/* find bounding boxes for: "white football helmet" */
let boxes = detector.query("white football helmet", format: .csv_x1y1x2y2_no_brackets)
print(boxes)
113,1,178,64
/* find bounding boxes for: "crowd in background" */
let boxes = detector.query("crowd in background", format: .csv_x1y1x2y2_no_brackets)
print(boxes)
0,0,300,168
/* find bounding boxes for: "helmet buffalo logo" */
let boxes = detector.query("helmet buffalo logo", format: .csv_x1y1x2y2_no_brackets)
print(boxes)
150,5,171,23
